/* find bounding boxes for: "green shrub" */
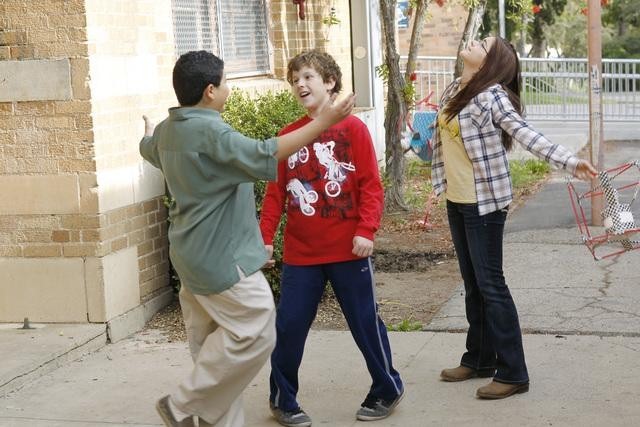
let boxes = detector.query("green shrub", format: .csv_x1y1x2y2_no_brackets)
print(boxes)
222,89,306,298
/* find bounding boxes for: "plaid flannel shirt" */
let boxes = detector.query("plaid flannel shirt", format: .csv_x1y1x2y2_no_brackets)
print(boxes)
431,79,580,216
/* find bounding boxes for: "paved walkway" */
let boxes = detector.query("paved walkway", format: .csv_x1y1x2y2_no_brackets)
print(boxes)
1,126,639,426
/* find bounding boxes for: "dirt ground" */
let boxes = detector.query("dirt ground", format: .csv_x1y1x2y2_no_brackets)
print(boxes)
312,204,459,330
146,204,461,339
146,166,547,339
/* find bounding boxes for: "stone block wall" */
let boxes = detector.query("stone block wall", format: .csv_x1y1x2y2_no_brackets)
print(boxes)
84,0,175,303
0,0,174,324
0,0,369,326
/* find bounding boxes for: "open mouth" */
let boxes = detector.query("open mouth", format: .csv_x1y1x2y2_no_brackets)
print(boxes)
299,91,310,98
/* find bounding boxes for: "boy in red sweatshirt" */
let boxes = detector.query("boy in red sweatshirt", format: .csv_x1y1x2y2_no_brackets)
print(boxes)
260,50,404,427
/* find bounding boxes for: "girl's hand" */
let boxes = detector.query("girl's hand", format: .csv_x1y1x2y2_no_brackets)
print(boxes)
574,159,598,181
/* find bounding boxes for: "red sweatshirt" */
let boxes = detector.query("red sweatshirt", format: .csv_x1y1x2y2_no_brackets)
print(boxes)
259,115,384,266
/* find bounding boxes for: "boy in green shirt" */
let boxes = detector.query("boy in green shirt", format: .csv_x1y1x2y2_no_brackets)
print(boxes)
140,50,354,427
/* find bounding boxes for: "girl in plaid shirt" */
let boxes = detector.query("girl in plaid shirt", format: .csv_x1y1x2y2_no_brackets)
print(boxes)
432,37,597,399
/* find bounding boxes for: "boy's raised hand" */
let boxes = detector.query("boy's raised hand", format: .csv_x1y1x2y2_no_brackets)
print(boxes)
317,93,356,127
142,115,155,137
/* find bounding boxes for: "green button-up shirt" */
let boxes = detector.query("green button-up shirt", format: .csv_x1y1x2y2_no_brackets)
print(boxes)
140,107,277,294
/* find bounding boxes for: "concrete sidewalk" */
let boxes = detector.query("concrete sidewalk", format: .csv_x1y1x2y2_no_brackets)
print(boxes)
1,331,640,426
1,134,639,426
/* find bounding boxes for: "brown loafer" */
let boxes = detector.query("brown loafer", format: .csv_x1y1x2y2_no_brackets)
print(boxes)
476,381,529,399
440,365,496,382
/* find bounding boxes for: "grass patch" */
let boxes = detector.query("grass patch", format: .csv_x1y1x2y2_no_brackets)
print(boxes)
510,159,551,189
387,317,423,332
403,158,433,210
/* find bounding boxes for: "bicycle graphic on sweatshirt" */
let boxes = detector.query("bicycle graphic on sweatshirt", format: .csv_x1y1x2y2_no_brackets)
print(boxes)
313,141,355,198
288,146,310,169
286,178,319,216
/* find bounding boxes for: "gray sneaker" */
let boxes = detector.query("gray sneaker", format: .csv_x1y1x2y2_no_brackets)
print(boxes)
355,390,404,421
270,403,312,427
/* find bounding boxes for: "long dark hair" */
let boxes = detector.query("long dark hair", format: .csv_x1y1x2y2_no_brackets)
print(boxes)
443,37,522,151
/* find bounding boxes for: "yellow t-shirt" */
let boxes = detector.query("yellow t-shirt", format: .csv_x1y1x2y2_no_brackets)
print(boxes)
438,113,477,203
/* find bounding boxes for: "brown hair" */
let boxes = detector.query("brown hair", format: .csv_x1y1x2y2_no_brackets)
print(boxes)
286,49,342,94
443,37,522,151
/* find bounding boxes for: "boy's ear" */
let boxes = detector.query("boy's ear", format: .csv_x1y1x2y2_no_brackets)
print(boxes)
202,83,215,101
326,77,336,92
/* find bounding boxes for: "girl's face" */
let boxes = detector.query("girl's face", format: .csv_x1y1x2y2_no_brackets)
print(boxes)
290,66,336,115
461,37,496,71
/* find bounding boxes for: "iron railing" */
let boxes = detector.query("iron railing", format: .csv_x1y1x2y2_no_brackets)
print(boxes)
402,56,640,121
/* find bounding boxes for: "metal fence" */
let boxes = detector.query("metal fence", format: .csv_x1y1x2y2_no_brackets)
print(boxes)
402,56,640,121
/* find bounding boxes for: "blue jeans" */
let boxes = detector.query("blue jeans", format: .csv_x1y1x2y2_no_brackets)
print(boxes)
269,258,403,411
447,200,529,384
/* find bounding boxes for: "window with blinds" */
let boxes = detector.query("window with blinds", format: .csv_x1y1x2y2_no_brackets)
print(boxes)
171,0,270,77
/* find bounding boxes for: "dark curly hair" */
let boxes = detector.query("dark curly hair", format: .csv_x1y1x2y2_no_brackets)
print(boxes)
172,50,224,106
286,49,342,94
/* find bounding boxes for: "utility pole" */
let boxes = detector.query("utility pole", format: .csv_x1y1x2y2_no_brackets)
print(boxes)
587,0,604,225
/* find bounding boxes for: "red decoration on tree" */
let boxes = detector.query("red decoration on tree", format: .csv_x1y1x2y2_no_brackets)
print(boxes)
532,4,542,14
409,72,417,82
292,0,305,20
580,0,610,16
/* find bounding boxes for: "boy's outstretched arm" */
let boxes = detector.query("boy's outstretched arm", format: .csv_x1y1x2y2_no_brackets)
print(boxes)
274,93,356,160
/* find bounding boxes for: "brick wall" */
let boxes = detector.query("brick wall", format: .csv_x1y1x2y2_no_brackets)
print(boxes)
270,0,353,95
398,3,467,57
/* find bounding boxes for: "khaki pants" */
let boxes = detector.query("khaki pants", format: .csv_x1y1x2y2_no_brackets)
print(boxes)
171,269,276,426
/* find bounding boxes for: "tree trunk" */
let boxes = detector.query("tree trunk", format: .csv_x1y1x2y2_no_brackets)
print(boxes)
380,0,408,211
529,38,546,58
454,1,487,78
618,18,627,37
529,17,546,57
405,0,428,81
517,25,527,57
379,0,432,212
